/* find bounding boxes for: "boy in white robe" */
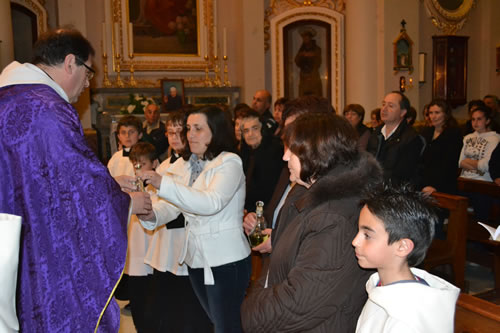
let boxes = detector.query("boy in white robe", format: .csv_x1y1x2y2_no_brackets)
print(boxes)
352,185,460,333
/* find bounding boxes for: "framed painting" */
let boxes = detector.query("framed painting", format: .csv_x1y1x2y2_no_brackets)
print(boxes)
109,0,215,71
161,79,185,112
283,20,332,101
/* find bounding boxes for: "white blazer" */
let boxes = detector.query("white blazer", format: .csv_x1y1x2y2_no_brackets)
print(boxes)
141,152,250,285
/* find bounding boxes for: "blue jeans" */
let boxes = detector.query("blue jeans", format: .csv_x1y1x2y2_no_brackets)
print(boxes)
188,256,251,333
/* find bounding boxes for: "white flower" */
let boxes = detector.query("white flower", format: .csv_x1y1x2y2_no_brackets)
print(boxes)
127,105,136,113
134,94,141,101
141,100,148,106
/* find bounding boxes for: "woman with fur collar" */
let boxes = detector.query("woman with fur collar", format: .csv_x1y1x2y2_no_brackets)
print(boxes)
241,112,382,332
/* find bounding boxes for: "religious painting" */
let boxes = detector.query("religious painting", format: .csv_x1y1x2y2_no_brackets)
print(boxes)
393,21,414,74
161,79,185,111
283,20,331,101
128,0,198,55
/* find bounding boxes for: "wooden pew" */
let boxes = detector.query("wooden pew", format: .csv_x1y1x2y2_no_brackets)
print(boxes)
423,192,469,290
456,177,500,292
455,293,500,332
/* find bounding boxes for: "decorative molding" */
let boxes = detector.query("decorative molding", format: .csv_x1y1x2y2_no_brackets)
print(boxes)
423,0,476,35
11,0,48,35
265,0,344,51
270,7,344,112
109,0,214,72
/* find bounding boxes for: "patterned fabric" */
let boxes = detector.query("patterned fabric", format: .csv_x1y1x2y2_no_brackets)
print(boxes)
0,84,129,332
188,154,207,186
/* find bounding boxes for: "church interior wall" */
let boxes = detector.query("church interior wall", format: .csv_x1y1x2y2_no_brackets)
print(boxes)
1,0,499,128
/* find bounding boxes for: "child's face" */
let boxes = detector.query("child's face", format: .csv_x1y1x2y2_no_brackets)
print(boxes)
166,122,185,153
117,125,141,148
131,156,156,172
352,205,399,270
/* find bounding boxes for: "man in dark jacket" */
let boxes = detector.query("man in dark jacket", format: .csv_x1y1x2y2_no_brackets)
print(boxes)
142,103,169,161
367,91,424,186
239,109,284,212
251,89,278,135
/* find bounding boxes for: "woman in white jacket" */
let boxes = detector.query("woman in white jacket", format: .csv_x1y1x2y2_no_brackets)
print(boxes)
138,106,251,333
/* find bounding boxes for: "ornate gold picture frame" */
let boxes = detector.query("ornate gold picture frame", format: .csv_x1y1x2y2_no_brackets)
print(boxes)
423,0,476,35
108,0,216,71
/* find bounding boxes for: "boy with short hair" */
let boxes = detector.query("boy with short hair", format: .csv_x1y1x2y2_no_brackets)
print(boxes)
108,115,143,176
107,116,155,332
352,185,460,333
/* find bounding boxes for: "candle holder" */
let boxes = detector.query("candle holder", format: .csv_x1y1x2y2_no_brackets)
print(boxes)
114,53,125,88
204,55,213,87
128,53,137,87
213,55,222,87
102,53,112,87
223,56,231,87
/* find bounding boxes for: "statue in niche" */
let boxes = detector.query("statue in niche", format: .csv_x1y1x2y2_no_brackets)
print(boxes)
295,27,323,97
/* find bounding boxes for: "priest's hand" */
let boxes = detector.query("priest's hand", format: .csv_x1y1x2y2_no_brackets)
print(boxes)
129,192,152,215
115,175,138,192
137,170,162,189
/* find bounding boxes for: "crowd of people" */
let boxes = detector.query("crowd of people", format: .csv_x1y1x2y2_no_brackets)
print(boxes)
2,27,499,333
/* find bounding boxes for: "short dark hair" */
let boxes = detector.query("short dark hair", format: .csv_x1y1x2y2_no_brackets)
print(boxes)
371,108,381,122
274,97,288,108
282,96,334,125
166,111,186,128
484,94,499,104
468,99,487,114
117,115,143,134
283,112,358,184
361,184,437,266
182,106,236,161
343,104,365,122
129,142,157,163
428,99,458,129
32,28,95,66
390,91,410,117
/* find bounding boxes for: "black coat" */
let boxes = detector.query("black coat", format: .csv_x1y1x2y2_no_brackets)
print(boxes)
142,121,169,159
367,120,424,186
419,126,463,194
240,134,285,212
241,151,382,332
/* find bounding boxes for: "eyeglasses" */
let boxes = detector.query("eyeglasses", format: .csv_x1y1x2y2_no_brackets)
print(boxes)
76,58,95,81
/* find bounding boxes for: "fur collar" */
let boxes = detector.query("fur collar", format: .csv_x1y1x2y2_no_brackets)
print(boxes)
294,151,382,212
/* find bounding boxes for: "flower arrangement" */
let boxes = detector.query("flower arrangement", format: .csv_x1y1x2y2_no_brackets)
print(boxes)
120,94,155,115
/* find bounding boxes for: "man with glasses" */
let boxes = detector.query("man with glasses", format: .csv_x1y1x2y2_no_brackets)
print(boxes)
0,28,152,332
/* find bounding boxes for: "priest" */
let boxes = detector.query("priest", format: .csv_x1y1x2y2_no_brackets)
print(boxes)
0,28,151,332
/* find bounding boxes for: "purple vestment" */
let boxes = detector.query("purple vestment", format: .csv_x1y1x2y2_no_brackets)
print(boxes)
0,84,129,332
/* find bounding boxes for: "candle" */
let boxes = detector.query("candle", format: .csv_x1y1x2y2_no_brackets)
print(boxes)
128,22,134,55
114,22,120,57
419,53,426,82
223,27,227,58
214,26,217,58
102,22,107,56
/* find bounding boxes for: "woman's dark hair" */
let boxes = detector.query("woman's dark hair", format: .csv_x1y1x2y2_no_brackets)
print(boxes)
428,99,458,129
282,96,334,125
371,108,381,122
343,104,365,122
468,99,487,114
182,106,236,161
283,113,358,184
33,28,95,66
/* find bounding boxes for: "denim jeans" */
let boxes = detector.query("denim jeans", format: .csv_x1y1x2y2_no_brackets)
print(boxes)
188,256,251,333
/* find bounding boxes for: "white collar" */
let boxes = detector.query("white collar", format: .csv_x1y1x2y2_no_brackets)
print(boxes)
0,61,69,102
381,122,400,140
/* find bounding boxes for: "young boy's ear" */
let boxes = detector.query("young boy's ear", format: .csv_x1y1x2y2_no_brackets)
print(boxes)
395,238,414,258
153,159,159,169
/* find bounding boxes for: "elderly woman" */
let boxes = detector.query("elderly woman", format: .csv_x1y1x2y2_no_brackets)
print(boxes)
138,106,251,332
343,103,371,150
241,112,382,332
